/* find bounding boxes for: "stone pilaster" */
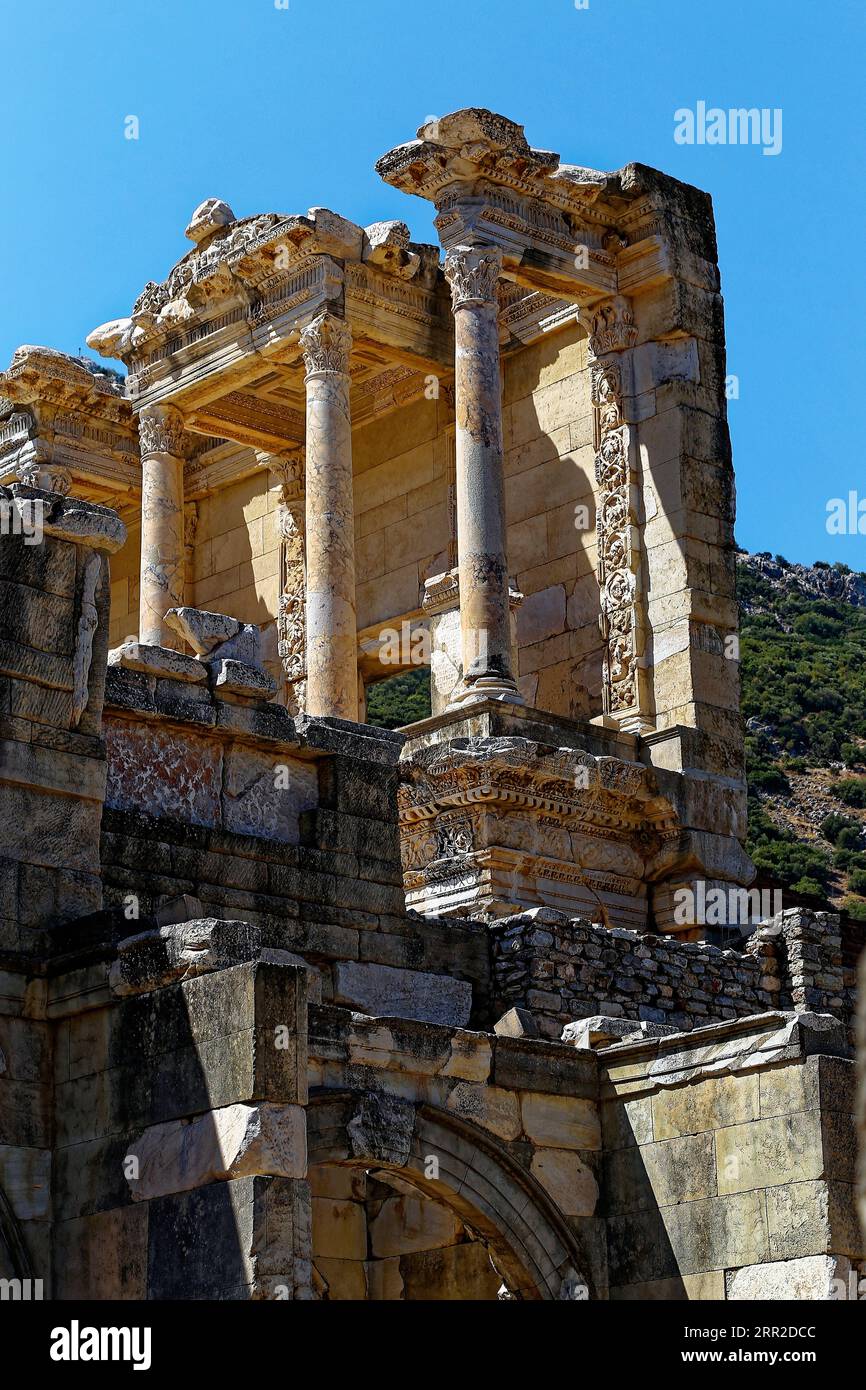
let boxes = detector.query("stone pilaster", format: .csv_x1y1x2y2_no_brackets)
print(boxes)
587,296,652,734
300,312,358,721
443,245,522,708
258,449,307,716
137,403,186,648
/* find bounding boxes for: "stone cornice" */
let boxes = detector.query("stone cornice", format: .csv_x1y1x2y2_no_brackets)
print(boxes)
0,346,139,496
398,736,677,835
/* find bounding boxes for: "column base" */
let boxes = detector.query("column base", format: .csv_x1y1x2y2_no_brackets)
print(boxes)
446,676,525,711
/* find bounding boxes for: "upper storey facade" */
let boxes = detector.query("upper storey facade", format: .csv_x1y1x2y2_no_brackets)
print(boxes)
0,110,744,923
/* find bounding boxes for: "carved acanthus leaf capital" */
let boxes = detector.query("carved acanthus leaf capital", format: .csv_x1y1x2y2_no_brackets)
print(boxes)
444,244,503,310
585,296,637,358
138,403,186,458
256,448,305,513
300,313,352,378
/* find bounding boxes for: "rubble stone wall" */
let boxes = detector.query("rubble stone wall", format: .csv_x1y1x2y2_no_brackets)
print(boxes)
491,907,854,1043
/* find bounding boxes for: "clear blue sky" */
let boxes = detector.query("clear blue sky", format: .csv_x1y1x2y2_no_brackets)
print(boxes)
2,0,863,567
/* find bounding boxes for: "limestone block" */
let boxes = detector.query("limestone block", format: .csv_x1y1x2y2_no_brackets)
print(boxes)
766,1179,862,1261
107,642,205,683
651,1072,760,1140
164,607,242,654
144,1178,262,1300
104,717,223,828
662,1190,768,1275
125,1102,307,1201
520,1092,601,1150
611,1271,725,1301
446,1082,521,1141
346,1091,415,1168
314,1256,368,1300
399,1241,502,1301
332,962,472,1028
716,1112,824,1195
606,1132,717,1211
530,1148,598,1216
311,1197,367,1260
222,745,317,841
494,1006,538,1039
0,1143,50,1220
369,1192,463,1257
441,1032,492,1083
211,658,277,701
726,1254,851,1301
309,1166,367,1202
54,1205,148,1300
516,585,566,646
366,1257,404,1300
600,1096,654,1151
563,1016,676,1050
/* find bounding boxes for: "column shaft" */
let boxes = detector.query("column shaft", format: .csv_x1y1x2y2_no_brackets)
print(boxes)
301,312,358,721
445,245,522,707
137,404,185,648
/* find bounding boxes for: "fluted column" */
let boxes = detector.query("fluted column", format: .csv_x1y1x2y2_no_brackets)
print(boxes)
137,403,186,648
444,245,522,707
300,311,358,721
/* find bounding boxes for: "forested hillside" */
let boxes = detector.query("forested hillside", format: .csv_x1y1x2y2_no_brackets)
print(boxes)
365,553,866,919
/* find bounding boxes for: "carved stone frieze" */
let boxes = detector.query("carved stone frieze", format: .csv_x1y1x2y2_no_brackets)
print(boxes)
398,735,678,925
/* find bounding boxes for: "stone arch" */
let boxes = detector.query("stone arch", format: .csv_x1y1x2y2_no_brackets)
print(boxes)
306,1089,590,1300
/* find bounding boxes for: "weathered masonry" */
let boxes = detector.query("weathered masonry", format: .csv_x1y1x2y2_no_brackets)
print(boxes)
0,110,861,1301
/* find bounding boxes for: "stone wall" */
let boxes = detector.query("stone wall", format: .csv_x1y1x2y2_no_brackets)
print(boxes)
99,666,490,1026
599,1012,860,1299
0,486,125,954
491,906,855,1044
190,469,282,625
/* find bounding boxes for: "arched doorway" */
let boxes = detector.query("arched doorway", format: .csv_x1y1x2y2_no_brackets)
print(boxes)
306,1089,589,1301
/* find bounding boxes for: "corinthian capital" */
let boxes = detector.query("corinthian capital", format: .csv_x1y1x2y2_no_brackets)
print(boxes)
300,312,352,377
444,245,503,310
255,448,305,509
585,296,637,358
138,403,186,458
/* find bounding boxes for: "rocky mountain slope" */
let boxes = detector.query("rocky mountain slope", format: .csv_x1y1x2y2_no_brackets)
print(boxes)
738,551,866,919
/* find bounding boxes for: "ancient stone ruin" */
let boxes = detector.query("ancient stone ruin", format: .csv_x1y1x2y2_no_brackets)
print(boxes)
0,109,859,1300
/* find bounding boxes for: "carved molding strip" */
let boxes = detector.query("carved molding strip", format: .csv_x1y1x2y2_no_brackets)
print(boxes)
589,308,648,730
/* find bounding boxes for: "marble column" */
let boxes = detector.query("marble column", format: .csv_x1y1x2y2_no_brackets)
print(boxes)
444,244,522,707
300,311,358,721
137,403,186,648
